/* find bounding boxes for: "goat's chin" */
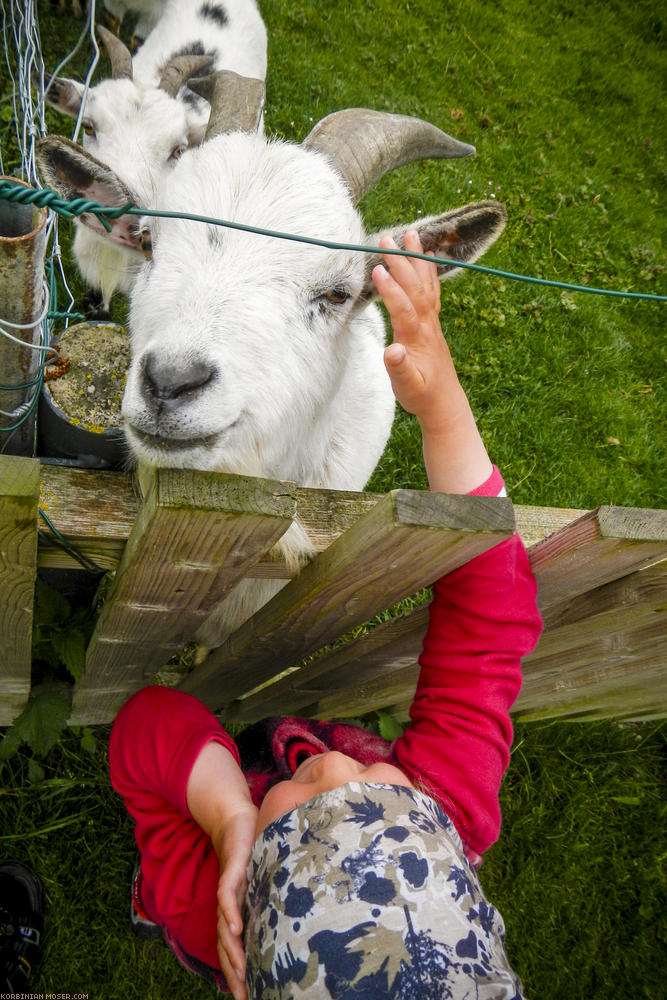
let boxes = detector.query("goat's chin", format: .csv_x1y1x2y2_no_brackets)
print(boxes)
124,425,226,469
124,422,268,478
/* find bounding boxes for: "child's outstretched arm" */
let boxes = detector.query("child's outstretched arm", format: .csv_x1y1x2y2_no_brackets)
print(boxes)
374,235,542,861
372,230,493,494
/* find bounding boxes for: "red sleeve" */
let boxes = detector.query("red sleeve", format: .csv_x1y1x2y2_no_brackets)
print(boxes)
391,469,542,859
109,685,240,816
109,686,239,968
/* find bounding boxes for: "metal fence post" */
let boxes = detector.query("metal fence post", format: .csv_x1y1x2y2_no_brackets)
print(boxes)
0,177,48,456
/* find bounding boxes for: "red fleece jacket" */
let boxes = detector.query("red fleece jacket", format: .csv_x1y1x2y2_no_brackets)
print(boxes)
109,467,542,971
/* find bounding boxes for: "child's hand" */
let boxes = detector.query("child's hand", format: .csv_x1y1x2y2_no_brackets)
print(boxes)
185,740,258,1000
215,804,258,1000
372,229,493,493
372,229,458,433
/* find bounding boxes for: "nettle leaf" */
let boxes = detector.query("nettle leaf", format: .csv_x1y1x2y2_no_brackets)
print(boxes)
376,711,404,741
80,727,97,754
0,724,24,761
5,690,70,758
52,629,87,683
31,638,65,671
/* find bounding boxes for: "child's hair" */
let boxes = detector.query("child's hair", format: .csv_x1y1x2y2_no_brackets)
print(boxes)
244,781,523,998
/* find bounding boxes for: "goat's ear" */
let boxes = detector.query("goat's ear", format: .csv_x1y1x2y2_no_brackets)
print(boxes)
359,200,507,305
44,77,85,118
36,135,142,250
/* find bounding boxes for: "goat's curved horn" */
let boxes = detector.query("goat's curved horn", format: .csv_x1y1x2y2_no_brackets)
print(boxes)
97,24,133,81
158,54,214,98
188,71,265,139
302,109,475,204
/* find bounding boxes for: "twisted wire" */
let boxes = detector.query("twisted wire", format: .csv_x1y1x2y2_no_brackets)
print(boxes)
0,178,664,302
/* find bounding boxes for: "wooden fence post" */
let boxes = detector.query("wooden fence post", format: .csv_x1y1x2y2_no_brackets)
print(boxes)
516,561,667,721
0,180,48,456
69,469,296,724
0,455,40,724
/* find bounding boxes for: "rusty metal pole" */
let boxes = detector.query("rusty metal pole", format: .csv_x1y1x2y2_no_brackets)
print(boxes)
0,177,48,456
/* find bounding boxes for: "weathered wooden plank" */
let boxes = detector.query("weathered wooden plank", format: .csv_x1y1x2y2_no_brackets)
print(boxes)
181,492,514,710
306,660,421,722
69,469,296,724
514,504,588,549
529,506,667,613
37,465,586,576
307,563,667,723
38,465,138,571
310,617,667,724
519,604,664,693
0,456,40,724
226,520,652,721
516,653,667,722
228,605,430,722
540,558,666,630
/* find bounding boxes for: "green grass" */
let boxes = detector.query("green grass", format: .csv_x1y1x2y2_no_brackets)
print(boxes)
1,0,665,997
1,720,664,998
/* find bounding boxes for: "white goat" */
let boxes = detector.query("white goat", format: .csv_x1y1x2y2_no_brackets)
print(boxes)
45,0,267,312
37,77,506,652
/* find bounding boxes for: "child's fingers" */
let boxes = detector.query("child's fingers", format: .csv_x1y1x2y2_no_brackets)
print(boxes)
375,242,439,333
217,904,247,1000
378,233,422,293
218,886,242,935
379,231,438,304
371,263,419,338
401,229,439,296
217,863,247,935
218,911,245,970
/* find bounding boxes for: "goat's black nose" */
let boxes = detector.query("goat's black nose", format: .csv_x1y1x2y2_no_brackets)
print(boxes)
143,355,214,404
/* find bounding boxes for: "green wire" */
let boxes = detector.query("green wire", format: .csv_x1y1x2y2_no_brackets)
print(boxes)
136,206,667,302
38,508,106,575
0,179,665,302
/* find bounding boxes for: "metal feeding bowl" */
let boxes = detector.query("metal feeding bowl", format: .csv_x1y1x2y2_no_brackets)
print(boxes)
38,321,129,469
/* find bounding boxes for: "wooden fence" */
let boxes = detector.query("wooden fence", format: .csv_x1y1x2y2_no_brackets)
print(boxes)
1,454,666,728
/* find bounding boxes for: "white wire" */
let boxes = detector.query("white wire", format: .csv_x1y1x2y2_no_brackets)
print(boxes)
0,2,103,444
0,281,52,348
0,281,53,421
2,0,100,334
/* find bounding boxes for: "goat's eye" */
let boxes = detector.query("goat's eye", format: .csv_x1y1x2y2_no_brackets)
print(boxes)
139,230,153,260
82,120,96,138
170,144,187,161
324,287,349,305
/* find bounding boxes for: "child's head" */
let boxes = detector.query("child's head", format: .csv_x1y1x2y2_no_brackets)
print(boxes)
255,750,414,835
245,781,523,998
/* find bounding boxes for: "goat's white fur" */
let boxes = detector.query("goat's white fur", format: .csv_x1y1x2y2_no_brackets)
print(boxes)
125,134,397,645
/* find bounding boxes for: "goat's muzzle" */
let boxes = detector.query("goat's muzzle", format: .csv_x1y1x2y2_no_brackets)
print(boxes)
142,354,215,409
